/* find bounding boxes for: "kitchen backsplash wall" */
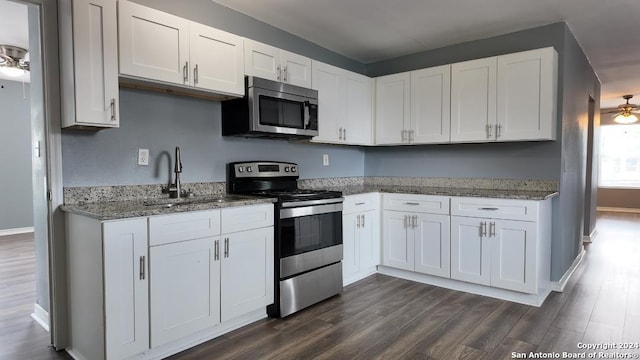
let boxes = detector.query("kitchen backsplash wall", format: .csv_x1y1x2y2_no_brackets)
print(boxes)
61,88,365,187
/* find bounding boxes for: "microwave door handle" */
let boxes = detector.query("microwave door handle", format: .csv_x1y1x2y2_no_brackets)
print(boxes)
303,101,311,129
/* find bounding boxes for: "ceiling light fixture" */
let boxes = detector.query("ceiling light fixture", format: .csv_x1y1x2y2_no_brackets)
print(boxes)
0,45,30,78
614,95,639,124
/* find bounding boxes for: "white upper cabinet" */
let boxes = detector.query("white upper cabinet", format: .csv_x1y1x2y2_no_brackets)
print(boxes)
450,57,498,143
312,61,373,145
375,65,451,145
497,47,558,141
244,39,312,88
118,0,244,96
410,65,451,144
450,47,557,143
60,0,119,128
375,72,411,145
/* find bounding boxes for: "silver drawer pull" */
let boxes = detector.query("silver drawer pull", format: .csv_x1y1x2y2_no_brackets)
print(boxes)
405,202,420,205
355,202,366,206
479,207,499,211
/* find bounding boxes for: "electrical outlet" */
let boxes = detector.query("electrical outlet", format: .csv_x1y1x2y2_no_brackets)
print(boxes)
138,148,149,166
323,154,329,166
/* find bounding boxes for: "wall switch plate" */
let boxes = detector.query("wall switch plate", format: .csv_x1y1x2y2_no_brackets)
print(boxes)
138,148,149,166
323,154,329,166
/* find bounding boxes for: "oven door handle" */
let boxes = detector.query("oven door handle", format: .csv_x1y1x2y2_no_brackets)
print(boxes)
280,203,343,219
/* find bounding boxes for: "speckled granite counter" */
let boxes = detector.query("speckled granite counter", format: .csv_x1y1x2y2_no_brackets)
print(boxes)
315,185,558,200
61,195,276,221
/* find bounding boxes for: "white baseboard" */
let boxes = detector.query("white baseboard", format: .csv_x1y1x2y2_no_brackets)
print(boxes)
597,206,640,214
31,303,50,332
0,226,35,237
583,228,598,243
550,248,585,292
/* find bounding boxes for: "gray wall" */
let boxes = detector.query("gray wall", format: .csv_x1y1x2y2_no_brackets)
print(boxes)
364,22,599,282
598,188,640,209
0,80,33,231
62,88,365,187
130,0,365,74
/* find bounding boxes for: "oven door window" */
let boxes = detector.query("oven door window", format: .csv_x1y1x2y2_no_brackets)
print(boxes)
279,212,342,258
259,96,305,129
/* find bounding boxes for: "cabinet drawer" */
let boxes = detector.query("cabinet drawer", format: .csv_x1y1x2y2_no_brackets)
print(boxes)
343,193,379,214
149,210,221,246
382,193,449,214
221,204,274,234
450,197,538,221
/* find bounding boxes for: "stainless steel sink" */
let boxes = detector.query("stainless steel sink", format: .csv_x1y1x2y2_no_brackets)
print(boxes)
142,195,248,207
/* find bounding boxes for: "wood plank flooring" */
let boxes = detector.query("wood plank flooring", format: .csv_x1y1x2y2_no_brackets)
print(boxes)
2,211,639,359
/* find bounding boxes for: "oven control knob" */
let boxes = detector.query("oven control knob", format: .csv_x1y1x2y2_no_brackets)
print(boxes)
291,166,297,173
247,166,253,173
238,166,244,173
284,167,290,172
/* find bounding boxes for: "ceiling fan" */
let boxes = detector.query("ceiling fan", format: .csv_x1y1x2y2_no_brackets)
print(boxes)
603,95,639,124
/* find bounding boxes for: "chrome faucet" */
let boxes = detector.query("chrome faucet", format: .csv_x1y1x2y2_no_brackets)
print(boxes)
168,146,182,198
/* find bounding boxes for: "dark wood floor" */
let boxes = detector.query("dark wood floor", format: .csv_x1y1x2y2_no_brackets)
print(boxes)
2,212,639,359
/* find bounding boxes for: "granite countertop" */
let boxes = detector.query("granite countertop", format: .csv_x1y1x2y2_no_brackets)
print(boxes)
61,194,277,221
317,185,559,200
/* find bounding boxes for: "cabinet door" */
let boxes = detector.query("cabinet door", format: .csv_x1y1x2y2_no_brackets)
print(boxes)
450,57,497,143
69,0,119,127
382,211,413,271
414,213,451,278
410,65,451,144
312,61,343,143
281,50,312,88
244,39,280,82
118,0,190,85
342,213,360,282
343,71,373,145
359,210,380,272
149,237,220,347
497,47,557,141
189,22,244,96
221,227,274,322
490,220,537,293
103,219,149,360
450,216,490,286
375,72,410,145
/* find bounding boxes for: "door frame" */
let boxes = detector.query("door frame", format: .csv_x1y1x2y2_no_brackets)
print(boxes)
16,0,66,348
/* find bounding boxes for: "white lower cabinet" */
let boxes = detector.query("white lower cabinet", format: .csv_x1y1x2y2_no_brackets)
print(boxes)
149,236,220,347
66,216,149,360
221,227,274,322
450,197,549,295
342,194,380,285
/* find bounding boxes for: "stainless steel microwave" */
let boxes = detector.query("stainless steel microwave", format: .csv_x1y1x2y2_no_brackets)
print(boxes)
222,76,318,139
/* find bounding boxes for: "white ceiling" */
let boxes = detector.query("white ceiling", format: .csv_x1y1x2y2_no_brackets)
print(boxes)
0,0,29,83
212,0,640,110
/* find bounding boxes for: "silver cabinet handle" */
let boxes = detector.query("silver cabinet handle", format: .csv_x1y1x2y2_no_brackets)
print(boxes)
357,214,361,228
489,222,496,237
404,202,420,206
401,129,406,142
496,124,502,138
480,222,487,237
214,239,219,260
194,64,199,85
343,128,346,141
277,65,282,81
409,129,414,142
110,99,116,122
139,256,145,280
283,66,288,82
404,215,409,228
355,202,366,206
224,238,229,258
362,214,365,227
412,215,417,228
183,61,189,83
479,207,499,211
486,124,493,138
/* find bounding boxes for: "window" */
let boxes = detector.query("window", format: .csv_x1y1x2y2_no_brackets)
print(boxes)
599,124,640,187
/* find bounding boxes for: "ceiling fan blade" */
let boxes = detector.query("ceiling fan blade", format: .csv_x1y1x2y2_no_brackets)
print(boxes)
601,108,621,114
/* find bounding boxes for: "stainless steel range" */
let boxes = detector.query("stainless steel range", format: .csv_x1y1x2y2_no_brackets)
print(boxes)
227,161,344,317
